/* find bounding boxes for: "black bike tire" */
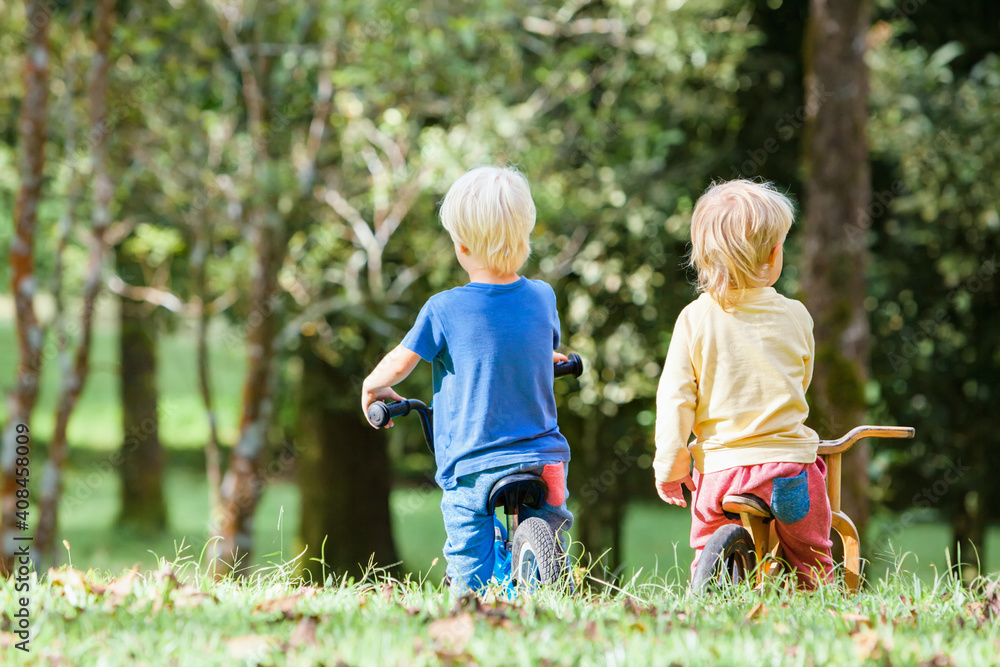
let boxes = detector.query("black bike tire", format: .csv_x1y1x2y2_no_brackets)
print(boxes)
691,523,756,594
512,517,561,588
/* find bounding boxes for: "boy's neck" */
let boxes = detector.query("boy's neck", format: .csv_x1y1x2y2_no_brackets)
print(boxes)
465,268,520,285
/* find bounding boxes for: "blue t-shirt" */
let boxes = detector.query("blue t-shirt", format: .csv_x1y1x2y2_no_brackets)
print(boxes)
401,277,570,490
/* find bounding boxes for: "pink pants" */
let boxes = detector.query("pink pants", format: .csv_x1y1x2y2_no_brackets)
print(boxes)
690,458,834,587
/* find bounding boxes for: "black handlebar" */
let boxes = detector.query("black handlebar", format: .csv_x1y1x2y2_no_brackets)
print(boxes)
367,398,415,428
368,355,583,450
554,353,583,379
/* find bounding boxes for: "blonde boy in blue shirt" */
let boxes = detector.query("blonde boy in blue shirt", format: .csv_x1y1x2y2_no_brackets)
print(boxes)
361,166,572,591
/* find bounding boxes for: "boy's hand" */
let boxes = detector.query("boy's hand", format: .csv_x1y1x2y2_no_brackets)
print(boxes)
553,351,569,364
360,345,421,428
656,475,696,507
362,385,404,428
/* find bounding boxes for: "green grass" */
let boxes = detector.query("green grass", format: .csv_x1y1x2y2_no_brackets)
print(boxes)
0,317,244,450
2,554,998,665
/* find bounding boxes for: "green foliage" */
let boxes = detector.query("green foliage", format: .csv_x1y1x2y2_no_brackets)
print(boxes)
866,31,1000,552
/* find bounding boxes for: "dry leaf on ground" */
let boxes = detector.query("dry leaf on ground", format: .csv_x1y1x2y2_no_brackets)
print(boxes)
103,568,141,608
745,602,767,620
622,597,657,616
253,593,311,617
429,612,475,653
841,612,873,634
289,617,319,648
852,629,893,662
226,634,280,660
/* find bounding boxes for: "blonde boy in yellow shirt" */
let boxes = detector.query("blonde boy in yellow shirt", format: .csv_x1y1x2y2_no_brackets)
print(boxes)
654,179,834,586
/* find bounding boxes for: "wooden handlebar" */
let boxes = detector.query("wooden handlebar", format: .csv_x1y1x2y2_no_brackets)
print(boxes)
816,425,915,455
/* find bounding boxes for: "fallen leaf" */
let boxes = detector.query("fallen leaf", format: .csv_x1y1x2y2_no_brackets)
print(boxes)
171,585,218,609
745,602,767,621
622,597,657,616
39,652,67,667
919,654,953,667
966,601,986,627
47,568,92,593
852,629,892,662
984,582,1000,620
226,634,280,660
156,567,180,587
381,582,396,603
841,612,873,634
429,612,475,653
583,620,599,641
289,617,318,648
47,567,97,607
434,648,475,665
254,592,306,616
103,568,140,608
450,593,479,615
473,599,515,628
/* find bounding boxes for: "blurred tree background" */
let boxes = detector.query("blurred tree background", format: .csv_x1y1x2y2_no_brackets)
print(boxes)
0,0,997,581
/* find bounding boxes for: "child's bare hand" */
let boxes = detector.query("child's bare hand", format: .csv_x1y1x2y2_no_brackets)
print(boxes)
361,385,404,428
553,351,569,364
656,475,696,507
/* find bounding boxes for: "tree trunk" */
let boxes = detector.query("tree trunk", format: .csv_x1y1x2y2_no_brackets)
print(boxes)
951,494,986,584
951,424,987,582
297,339,399,581
0,0,51,577
563,412,627,575
801,0,872,541
116,246,167,531
193,224,223,513
208,214,284,576
35,0,116,563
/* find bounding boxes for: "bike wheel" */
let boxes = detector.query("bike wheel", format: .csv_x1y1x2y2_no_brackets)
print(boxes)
691,523,757,594
512,517,561,590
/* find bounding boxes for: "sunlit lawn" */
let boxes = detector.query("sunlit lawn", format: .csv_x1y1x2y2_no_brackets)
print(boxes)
0,316,245,451
3,544,999,666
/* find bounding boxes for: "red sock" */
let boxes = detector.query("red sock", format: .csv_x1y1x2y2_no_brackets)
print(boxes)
541,463,567,506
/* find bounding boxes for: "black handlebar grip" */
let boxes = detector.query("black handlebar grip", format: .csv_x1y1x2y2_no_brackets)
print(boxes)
554,353,584,378
367,400,411,427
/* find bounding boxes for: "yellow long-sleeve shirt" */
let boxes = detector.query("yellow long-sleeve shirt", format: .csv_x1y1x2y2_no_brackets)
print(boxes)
653,287,819,484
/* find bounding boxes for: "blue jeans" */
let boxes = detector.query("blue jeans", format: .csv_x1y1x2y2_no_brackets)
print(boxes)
440,461,573,592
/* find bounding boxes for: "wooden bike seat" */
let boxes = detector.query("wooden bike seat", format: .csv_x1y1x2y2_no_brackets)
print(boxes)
722,494,772,520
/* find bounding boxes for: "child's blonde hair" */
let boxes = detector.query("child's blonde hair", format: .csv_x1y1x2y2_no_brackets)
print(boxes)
689,179,794,311
440,166,535,275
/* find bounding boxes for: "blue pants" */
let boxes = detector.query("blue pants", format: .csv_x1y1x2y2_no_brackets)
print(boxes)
440,461,573,592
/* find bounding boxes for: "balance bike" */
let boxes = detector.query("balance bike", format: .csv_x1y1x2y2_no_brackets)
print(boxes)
367,354,583,590
691,425,915,594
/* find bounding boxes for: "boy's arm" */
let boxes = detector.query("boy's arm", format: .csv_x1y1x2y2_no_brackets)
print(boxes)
653,313,697,486
361,344,421,427
802,310,815,393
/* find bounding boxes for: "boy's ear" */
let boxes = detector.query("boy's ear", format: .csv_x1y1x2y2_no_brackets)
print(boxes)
768,242,782,264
